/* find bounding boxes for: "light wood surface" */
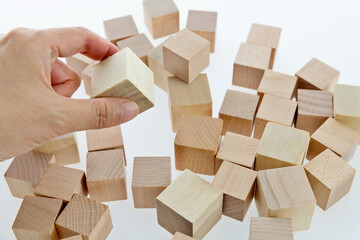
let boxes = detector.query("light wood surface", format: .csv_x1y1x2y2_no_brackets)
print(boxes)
249,217,293,240
81,61,98,96
172,232,198,240
65,53,93,75
103,15,139,44
61,236,83,240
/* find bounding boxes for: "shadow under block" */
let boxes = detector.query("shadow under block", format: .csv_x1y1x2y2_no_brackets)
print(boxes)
12,195,63,240
249,217,293,240
65,53,93,76
169,74,212,132
163,29,210,83
103,15,139,44
55,194,113,240
219,90,259,136
86,149,127,202
174,115,223,175
81,61,98,96
212,161,257,221
186,10,218,53
91,48,155,113
307,118,360,161
304,149,356,211
132,157,171,208
156,169,223,239
232,42,272,90
255,123,309,171
172,232,198,240
61,236,83,240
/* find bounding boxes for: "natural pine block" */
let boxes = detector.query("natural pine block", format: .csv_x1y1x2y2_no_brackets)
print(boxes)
304,149,356,211
143,0,179,39
249,217,293,240
156,169,223,239
12,195,63,240
219,90,259,136
66,53,93,75
307,118,360,161
61,236,83,240
91,48,155,113
173,232,198,240
163,29,210,83
55,194,113,240
174,115,223,175
169,74,212,132
186,10,218,53
103,15,139,44
255,166,316,231
232,42,272,90
87,149,127,202
255,123,309,171
254,94,297,139
81,61,98,96
296,89,333,135
132,157,171,208
212,161,256,221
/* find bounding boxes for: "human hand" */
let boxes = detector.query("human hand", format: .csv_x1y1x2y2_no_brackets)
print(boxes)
0,27,139,161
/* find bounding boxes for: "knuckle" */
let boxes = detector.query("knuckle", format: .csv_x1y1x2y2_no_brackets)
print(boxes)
7,27,31,40
91,99,112,129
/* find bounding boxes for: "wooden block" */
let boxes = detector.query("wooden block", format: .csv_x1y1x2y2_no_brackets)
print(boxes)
169,74,212,132
172,232,198,240
12,195,63,240
296,89,333,135
156,169,223,239
55,194,113,240
132,157,171,208
307,117,360,161
81,61,98,96
87,149,127,202
143,0,179,39
186,10,218,53
304,149,356,210
174,115,223,175
232,42,272,90
65,53,93,75
163,29,210,83
34,164,88,203
254,94,297,139
4,150,54,199
61,236,83,240
103,15,139,44
255,123,309,171
91,48,155,113
249,217,293,240
219,90,259,136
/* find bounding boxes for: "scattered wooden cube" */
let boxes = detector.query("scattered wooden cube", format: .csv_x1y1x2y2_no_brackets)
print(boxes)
81,61,98,96
103,15,139,44
219,90,259,136
65,53,93,75
174,115,223,175
55,194,113,240
172,232,198,240
169,74,212,132
304,149,356,211
61,236,83,240
156,169,223,239
163,29,210,83
132,157,171,208
255,166,316,231
91,48,155,113
249,217,293,240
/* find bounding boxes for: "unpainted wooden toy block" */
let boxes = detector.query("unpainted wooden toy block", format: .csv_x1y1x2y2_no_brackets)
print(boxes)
86,149,127,202
55,194,113,240
212,161,257,221
61,236,83,240
169,74,212,132
81,61,98,96
156,169,223,239
172,232,198,240
132,157,171,208
103,15,139,44
174,115,223,175
12,195,63,240
249,217,293,240
219,90,259,136
66,53,93,75
91,47,155,113
304,149,356,211
163,29,210,83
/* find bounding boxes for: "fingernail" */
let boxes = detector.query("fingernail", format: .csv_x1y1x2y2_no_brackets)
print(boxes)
121,101,139,122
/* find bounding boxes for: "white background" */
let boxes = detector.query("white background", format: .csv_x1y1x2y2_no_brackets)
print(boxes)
0,0,360,239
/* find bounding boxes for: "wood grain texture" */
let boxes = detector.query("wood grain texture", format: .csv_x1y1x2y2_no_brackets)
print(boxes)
61,236,83,240
65,53,93,75
103,15,139,44
172,232,198,240
156,169,223,239
249,217,293,240
81,61,98,96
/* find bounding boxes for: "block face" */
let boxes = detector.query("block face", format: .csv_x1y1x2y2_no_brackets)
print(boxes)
172,232,197,240
103,15,139,44
66,53,93,75
61,236,83,240
249,217,293,240
81,61,98,96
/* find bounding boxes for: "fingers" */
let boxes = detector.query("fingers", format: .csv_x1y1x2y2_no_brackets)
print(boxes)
51,60,81,97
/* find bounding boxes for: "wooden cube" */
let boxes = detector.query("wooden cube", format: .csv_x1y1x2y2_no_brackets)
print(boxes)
86,149,127,202
173,232,198,240
169,74,212,132
304,149,356,210
55,194,113,240
81,61,98,96
232,42,272,90
255,166,316,231
12,195,63,240
254,94,297,139
143,0,179,39
186,10,218,53
249,217,293,240
91,48,154,113
65,53,93,75
156,169,223,239
307,118,360,161
132,157,171,208
163,29,210,83
219,90,259,136
255,123,309,171
103,15,139,44
61,236,83,240
174,115,223,175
